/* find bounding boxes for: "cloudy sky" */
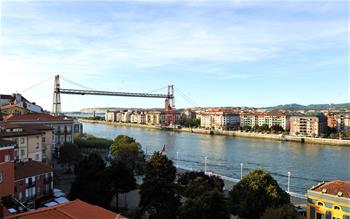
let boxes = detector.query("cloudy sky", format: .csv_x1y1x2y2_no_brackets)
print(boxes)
0,0,348,111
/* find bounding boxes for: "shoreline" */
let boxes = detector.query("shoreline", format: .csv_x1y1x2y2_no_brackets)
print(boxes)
79,119,350,146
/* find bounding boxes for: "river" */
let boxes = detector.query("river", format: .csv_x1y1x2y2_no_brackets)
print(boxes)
82,122,350,195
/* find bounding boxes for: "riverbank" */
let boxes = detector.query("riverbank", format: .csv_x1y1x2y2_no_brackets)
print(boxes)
79,119,350,146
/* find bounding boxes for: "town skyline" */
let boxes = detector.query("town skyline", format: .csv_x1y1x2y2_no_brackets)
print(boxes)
1,1,349,111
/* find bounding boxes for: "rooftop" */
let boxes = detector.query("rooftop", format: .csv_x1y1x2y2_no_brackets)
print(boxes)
15,160,52,180
311,180,350,199
6,113,73,122
5,199,127,219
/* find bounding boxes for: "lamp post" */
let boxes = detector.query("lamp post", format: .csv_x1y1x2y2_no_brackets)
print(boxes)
240,163,243,180
176,152,179,169
205,156,207,174
287,171,291,193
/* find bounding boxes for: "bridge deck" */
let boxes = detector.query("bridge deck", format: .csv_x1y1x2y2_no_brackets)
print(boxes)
60,88,172,98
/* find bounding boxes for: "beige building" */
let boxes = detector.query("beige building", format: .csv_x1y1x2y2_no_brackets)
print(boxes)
0,122,43,162
197,110,240,130
336,114,350,134
240,111,290,131
20,124,54,164
6,113,74,153
145,111,164,125
290,115,327,136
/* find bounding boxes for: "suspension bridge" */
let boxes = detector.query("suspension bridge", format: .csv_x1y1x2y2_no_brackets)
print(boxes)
20,75,199,125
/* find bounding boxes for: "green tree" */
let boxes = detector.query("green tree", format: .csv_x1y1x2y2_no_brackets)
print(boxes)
229,169,290,219
271,125,284,132
107,160,136,211
69,153,113,208
261,204,303,219
59,143,81,172
139,152,180,219
178,189,230,219
178,171,224,196
110,135,145,175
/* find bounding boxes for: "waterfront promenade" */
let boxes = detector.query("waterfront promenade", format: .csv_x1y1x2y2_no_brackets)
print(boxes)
80,119,350,146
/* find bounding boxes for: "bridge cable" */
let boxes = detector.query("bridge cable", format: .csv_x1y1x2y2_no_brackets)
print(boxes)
60,75,97,91
174,87,200,107
20,75,54,93
146,86,168,94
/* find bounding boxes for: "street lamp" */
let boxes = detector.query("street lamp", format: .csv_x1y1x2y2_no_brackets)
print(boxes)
205,156,208,174
176,152,179,169
287,171,291,193
240,163,243,180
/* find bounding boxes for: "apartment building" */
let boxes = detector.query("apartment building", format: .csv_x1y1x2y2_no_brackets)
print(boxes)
14,160,53,209
6,113,74,152
105,111,117,122
145,111,164,125
0,93,43,114
240,111,290,131
290,115,327,136
307,180,350,219
0,139,15,198
0,122,43,162
336,114,350,134
197,110,240,130
19,125,54,164
325,112,338,129
131,111,145,124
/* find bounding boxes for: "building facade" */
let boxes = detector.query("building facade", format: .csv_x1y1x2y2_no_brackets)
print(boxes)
307,180,350,219
0,122,44,162
197,110,240,130
14,160,53,209
240,111,290,131
0,140,15,198
6,113,74,152
290,115,327,136
336,114,350,135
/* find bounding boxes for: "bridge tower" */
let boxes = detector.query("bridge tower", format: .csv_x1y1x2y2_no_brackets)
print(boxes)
165,85,176,125
52,75,62,115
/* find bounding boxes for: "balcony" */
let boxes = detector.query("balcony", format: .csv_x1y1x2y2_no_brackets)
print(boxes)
26,181,35,188
44,177,52,184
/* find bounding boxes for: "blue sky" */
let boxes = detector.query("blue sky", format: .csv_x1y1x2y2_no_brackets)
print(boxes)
0,0,349,111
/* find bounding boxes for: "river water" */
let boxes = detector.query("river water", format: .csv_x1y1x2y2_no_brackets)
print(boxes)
82,122,350,195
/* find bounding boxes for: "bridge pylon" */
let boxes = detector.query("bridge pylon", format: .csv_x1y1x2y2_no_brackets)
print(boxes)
165,85,176,125
52,75,62,115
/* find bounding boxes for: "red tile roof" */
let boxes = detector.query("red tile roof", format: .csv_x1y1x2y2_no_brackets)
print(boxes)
6,113,72,122
311,180,350,199
0,122,23,129
5,199,127,219
14,160,52,180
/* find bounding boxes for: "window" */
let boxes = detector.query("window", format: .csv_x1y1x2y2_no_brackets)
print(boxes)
42,137,45,143
20,138,25,144
0,170,3,183
310,207,315,219
36,142,39,149
21,149,25,157
67,135,72,143
18,192,22,201
4,154,10,162
35,154,39,161
317,213,325,219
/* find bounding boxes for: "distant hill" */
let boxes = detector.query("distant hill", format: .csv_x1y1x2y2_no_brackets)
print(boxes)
264,103,350,111
79,103,350,113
